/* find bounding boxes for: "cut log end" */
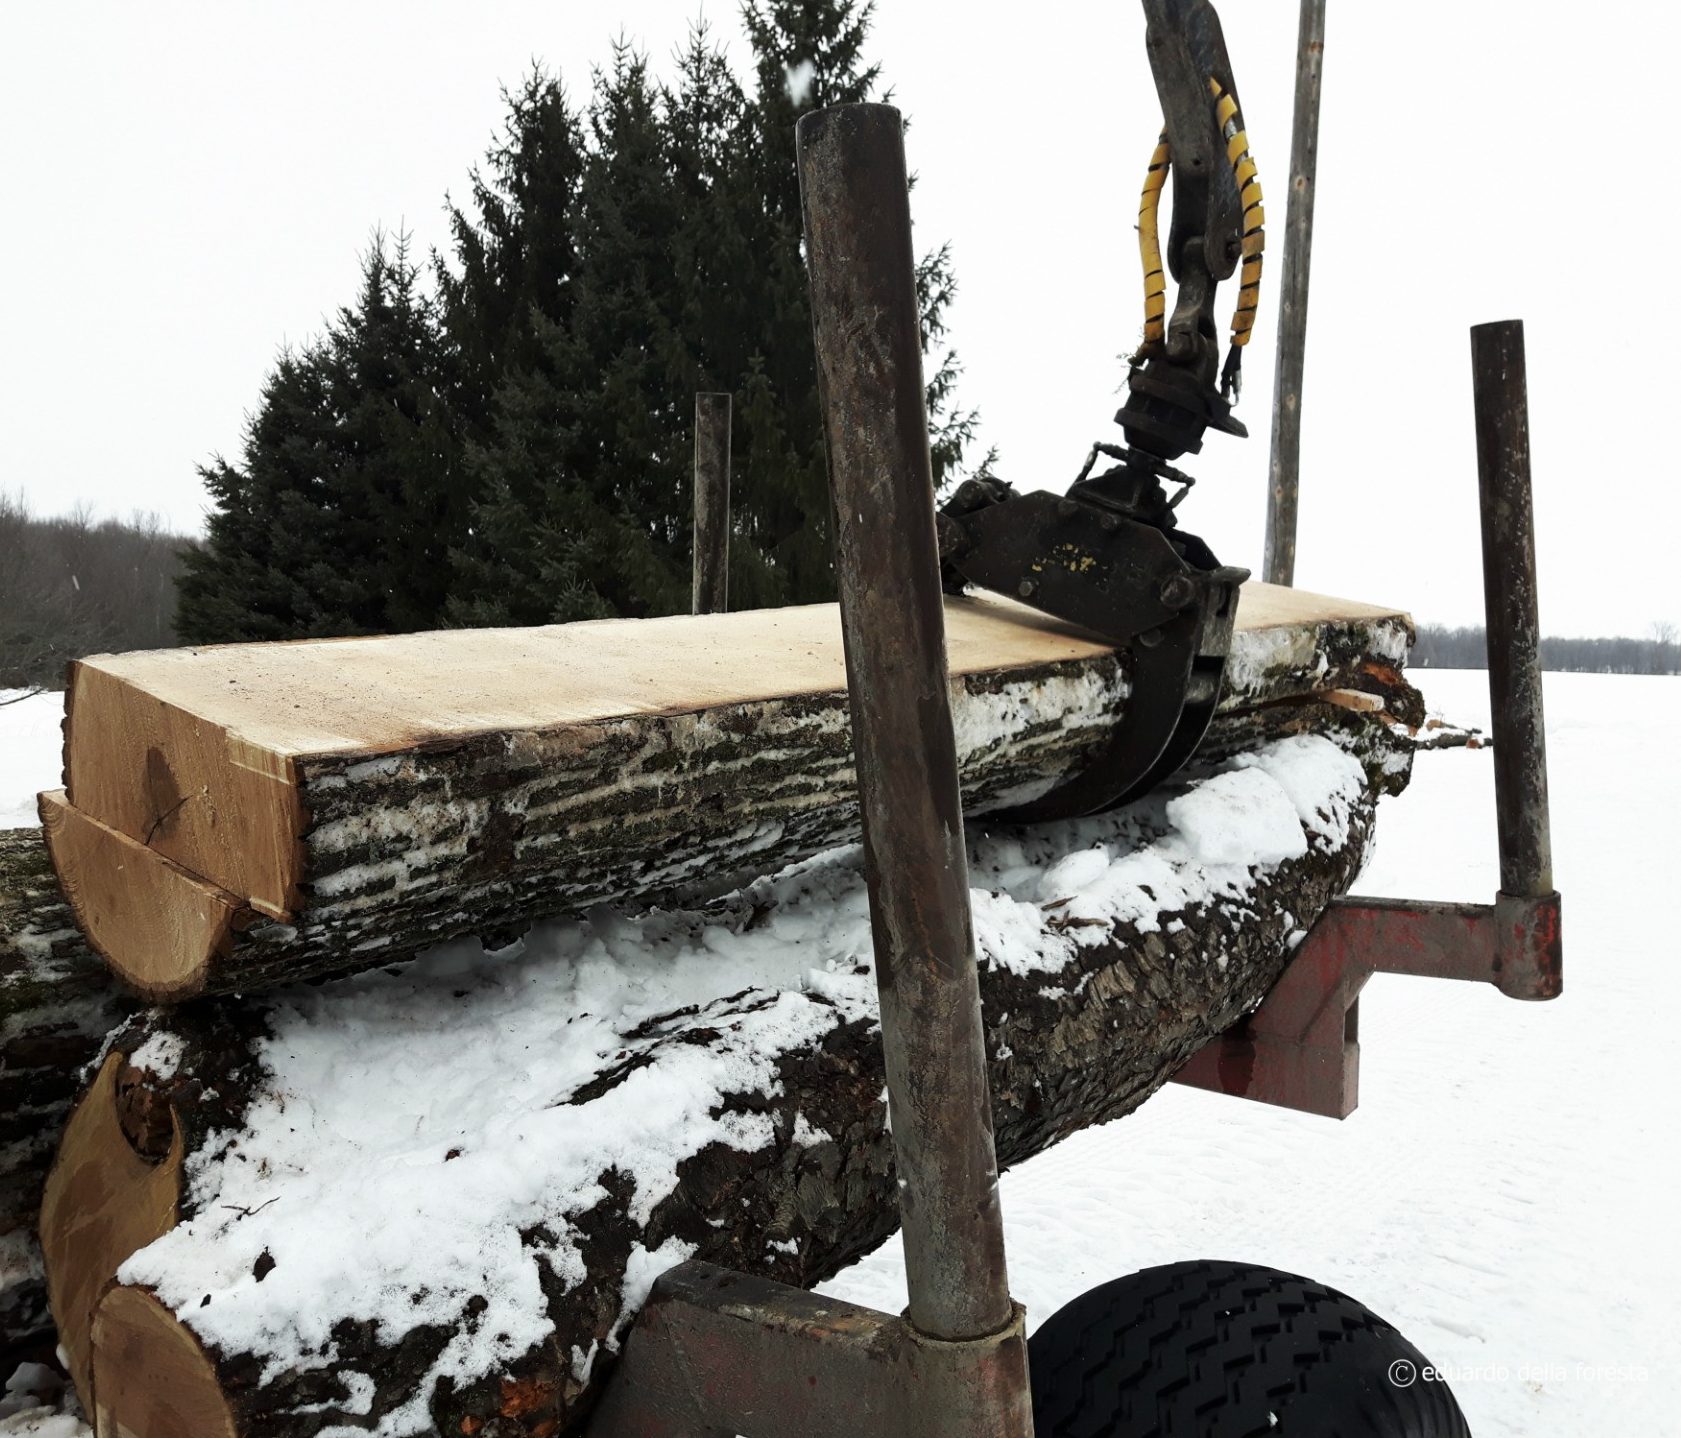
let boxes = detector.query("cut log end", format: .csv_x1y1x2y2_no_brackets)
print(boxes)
0,823,135,1348
92,1286,236,1438
41,1053,183,1405
38,790,245,1002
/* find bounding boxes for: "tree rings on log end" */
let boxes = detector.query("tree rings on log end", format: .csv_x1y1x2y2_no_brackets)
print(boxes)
42,1053,184,1410
38,790,250,1002
92,1286,236,1438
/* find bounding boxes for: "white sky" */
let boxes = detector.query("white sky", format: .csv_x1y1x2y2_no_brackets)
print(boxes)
2,1,1675,636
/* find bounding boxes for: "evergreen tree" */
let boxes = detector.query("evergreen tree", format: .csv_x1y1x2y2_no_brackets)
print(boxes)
436,70,588,436
177,235,460,642
183,0,987,639
340,237,467,632
447,44,696,624
442,0,982,625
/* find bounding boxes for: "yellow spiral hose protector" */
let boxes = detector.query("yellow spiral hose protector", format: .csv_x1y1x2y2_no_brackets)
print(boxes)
1134,79,1264,395
1137,133,1171,348
1210,76,1264,389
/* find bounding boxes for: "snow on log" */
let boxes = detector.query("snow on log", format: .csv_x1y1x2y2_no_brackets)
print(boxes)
45,723,1405,1438
0,827,132,1343
43,584,1413,1001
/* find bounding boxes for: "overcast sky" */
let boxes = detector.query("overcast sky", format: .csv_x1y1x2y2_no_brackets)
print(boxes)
2,1,1675,636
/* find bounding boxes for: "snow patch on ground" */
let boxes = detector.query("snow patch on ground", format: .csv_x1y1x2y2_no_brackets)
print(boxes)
0,1414,86,1438
106,736,1363,1435
0,691,62,828
122,1029,185,1080
0,1361,84,1436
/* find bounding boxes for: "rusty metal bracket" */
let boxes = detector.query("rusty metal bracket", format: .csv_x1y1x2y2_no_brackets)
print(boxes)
1175,318,1562,1121
1171,891,1562,1118
586,1261,1031,1438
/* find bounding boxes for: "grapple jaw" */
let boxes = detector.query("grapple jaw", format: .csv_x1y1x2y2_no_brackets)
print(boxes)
937,461,1246,821
935,0,1261,818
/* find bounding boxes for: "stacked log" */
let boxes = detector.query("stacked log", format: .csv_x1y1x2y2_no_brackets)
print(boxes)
45,719,1409,1438
41,584,1413,1002
1,827,132,1343
21,580,1433,1434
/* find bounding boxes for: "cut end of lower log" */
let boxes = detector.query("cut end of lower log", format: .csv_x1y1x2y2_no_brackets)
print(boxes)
41,1052,184,1411
92,1285,236,1438
38,790,246,1002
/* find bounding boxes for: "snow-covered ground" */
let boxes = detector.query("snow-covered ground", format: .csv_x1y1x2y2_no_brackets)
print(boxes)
3,671,1675,1436
821,670,1679,1437
0,693,61,829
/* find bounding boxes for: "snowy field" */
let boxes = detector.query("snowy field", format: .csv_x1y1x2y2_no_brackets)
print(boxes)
0,694,61,829
820,670,1680,1437
2,671,1676,1436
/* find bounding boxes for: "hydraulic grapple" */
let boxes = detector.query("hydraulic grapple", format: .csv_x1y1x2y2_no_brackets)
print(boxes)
936,0,1265,815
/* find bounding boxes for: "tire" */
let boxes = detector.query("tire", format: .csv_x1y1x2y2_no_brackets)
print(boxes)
1028,1258,1471,1437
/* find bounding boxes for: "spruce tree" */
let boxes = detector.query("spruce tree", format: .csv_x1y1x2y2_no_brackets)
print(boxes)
177,235,459,642
447,44,696,624
436,70,588,436
183,0,987,640
442,0,982,624
339,237,466,632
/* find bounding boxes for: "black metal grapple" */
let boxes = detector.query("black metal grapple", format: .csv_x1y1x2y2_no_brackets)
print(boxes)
935,0,1262,818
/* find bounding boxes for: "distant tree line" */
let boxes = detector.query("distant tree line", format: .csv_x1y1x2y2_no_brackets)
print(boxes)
1413,623,1679,675
177,0,989,645
7,494,1676,690
0,493,195,693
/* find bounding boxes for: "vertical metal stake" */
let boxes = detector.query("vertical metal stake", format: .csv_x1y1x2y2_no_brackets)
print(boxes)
1263,0,1327,587
692,392,732,615
795,102,1014,1345
1470,319,1554,898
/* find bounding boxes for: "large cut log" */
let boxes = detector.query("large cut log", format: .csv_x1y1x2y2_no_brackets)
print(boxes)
44,584,1413,1001
45,719,1408,1438
0,826,132,1344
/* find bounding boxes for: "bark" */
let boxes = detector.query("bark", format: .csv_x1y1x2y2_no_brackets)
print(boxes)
0,826,132,1342
47,713,1408,1438
51,597,1415,1002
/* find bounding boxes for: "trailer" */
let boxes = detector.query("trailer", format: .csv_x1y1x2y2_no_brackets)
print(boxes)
13,3,1563,1435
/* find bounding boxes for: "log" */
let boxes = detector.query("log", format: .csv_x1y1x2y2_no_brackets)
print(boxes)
46,717,1407,1438
45,584,1413,1001
0,826,133,1344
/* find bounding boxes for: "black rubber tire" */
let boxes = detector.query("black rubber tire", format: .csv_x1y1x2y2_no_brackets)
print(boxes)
1028,1259,1471,1437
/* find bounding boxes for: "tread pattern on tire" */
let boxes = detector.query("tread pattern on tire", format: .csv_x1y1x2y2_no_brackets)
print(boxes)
1028,1258,1471,1437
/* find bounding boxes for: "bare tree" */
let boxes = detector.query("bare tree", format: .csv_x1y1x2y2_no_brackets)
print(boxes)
1413,621,1681,675
1650,620,1678,676
0,491,197,690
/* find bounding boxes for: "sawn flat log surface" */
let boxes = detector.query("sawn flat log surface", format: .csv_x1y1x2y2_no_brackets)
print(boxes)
48,585,1412,1001
65,584,1406,759
44,720,1405,1438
